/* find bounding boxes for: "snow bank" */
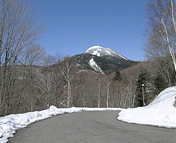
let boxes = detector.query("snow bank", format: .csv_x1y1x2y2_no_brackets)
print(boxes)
118,86,176,128
0,106,120,143
0,106,81,143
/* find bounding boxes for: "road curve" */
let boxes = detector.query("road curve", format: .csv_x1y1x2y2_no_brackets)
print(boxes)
9,110,176,143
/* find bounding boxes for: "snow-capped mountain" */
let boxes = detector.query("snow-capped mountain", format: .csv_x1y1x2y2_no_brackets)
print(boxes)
85,46,128,60
74,46,138,74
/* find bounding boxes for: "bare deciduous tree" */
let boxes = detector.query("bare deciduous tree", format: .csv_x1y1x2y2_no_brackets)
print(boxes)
145,0,176,72
0,0,43,115
60,57,80,108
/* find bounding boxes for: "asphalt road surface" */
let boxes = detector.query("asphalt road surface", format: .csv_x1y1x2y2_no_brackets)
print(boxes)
9,110,176,143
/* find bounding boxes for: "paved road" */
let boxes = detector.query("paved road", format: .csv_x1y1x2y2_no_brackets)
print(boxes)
9,110,176,143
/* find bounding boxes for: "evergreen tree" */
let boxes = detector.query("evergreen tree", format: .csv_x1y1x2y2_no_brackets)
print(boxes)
113,70,122,81
135,69,150,107
154,74,167,95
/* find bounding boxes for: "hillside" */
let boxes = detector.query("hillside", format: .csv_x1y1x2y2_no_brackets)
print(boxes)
1,46,148,116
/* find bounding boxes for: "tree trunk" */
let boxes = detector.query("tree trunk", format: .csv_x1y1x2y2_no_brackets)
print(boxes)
67,80,71,108
142,84,145,106
98,82,101,108
107,82,110,108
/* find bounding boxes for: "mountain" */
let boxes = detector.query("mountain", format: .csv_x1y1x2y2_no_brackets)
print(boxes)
74,46,138,74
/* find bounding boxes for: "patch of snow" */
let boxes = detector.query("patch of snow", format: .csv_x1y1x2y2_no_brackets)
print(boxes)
88,58,104,74
106,48,116,54
92,49,101,57
97,53,100,57
118,86,176,128
117,53,128,60
0,106,121,143
105,50,111,55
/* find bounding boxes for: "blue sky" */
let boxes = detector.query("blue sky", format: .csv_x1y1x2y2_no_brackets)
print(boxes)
31,0,150,61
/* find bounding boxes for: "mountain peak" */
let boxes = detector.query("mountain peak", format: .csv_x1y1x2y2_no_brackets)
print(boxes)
75,46,138,74
85,46,128,60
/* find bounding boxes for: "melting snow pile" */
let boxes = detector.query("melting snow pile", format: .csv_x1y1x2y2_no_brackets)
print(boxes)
118,86,176,128
0,106,120,143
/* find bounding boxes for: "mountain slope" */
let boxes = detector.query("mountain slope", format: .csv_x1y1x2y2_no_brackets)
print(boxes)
74,46,138,74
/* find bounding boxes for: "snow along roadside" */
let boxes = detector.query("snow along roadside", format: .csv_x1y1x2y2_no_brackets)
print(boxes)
0,106,121,143
118,86,176,128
